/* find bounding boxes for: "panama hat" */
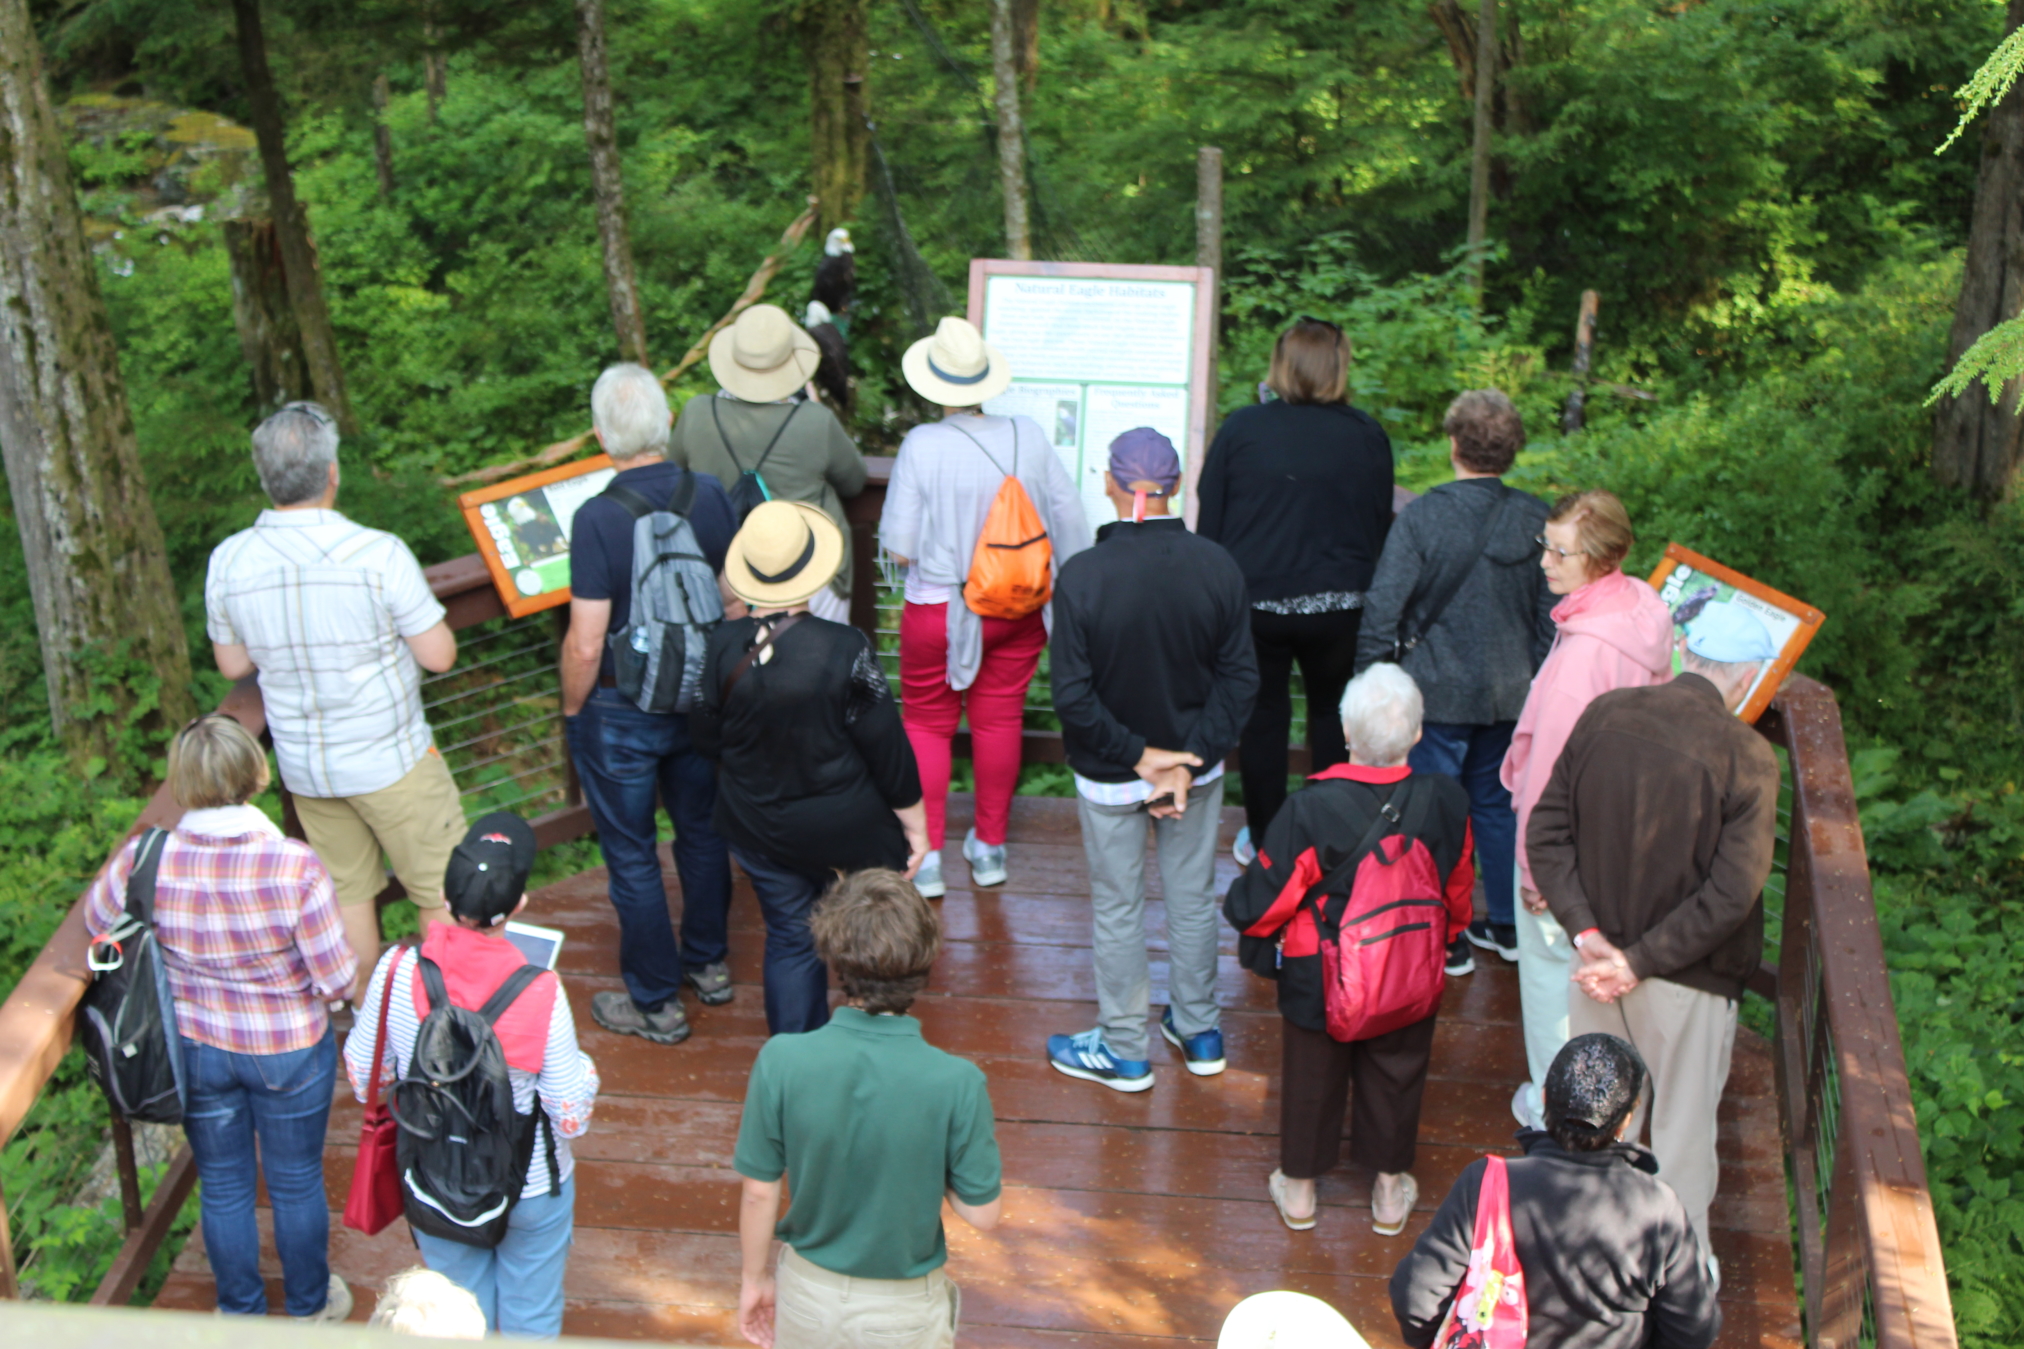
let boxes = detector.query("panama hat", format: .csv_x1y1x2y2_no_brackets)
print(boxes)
902,317,1014,406
1217,1291,1369,1349
708,304,823,403
724,500,846,609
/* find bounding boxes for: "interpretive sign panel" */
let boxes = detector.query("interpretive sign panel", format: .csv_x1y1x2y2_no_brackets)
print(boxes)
458,455,617,617
1646,543,1824,724
968,260,1218,528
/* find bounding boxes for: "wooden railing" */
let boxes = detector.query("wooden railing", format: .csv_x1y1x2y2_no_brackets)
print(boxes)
0,461,1958,1347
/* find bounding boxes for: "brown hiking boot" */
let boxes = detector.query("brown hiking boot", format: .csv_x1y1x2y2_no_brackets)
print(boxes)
591,990,692,1045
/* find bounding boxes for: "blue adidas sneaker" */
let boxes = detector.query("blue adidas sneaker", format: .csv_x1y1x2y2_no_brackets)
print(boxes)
1047,1029,1153,1092
1161,1007,1228,1076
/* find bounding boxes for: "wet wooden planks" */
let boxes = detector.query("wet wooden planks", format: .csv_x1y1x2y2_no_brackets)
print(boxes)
154,793,1802,1346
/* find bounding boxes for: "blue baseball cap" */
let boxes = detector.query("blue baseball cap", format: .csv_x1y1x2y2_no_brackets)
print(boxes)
1685,600,1777,663
1107,427,1181,494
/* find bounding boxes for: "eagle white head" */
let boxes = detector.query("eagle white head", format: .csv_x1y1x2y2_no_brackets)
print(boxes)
805,299,834,328
824,227,854,257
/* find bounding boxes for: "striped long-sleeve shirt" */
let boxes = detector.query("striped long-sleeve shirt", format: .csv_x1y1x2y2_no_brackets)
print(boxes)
84,805,357,1057
344,945,600,1199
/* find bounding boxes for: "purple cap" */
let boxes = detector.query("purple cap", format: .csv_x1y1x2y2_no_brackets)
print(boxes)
1107,427,1181,494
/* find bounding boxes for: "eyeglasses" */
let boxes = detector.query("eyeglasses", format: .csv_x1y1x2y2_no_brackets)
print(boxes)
280,401,334,427
1298,314,1343,334
1536,535,1584,561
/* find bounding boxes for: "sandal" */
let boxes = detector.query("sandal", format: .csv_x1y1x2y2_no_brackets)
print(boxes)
1268,1169,1318,1232
1371,1172,1419,1236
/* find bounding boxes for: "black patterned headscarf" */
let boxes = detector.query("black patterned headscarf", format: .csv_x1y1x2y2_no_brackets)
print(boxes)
1543,1033,1647,1150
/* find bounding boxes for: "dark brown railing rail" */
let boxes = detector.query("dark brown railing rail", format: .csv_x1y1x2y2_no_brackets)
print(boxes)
0,462,1957,1348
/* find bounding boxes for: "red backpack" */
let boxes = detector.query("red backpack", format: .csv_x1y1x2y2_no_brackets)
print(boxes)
1301,778,1451,1043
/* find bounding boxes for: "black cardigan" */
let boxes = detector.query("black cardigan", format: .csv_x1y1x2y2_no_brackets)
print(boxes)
1196,400,1395,603
691,616,921,875
1048,518,1259,784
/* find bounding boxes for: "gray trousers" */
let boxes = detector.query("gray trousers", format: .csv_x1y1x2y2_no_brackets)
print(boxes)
1076,777,1225,1062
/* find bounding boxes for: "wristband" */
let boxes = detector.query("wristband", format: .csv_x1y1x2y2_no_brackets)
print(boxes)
1573,928,1600,950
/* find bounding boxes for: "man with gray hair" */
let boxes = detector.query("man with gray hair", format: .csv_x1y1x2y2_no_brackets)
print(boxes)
207,401,462,997
562,364,738,1046
1527,599,1782,1252
1225,664,1475,1235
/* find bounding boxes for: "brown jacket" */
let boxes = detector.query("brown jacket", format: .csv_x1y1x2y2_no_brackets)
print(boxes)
1527,673,1779,1001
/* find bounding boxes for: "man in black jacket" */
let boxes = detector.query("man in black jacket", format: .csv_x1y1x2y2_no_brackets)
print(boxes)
1391,1034,1720,1349
1356,389,1555,971
1045,429,1258,1092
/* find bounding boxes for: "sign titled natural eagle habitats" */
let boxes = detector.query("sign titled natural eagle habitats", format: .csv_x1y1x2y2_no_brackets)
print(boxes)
458,456,617,618
968,260,1218,529
1648,543,1825,723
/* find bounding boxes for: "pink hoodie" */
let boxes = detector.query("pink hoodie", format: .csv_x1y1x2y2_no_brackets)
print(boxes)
1502,568,1675,891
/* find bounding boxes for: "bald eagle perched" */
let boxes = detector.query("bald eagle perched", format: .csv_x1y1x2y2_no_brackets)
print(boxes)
811,227,856,321
804,300,852,415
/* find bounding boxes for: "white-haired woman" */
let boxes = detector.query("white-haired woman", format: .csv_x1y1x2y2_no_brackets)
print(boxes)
1224,665,1476,1235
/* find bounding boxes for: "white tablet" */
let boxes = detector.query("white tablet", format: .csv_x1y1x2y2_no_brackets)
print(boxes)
504,921,565,971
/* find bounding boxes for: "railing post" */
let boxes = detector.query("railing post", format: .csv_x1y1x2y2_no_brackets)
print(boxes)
0,1172,19,1298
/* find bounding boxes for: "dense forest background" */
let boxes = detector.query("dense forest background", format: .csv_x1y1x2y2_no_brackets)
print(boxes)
4,0,2024,1340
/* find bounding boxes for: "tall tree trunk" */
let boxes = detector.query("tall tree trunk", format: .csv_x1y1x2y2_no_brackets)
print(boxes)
0,0,196,767
1013,0,1040,91
223,218,309,412
799,0,868,232
1465,0,1496,297
574,0,648,365
231,0,356,433
1934,0,2024,497
990,0,1032,260
371,74,394,199
423,3,446,123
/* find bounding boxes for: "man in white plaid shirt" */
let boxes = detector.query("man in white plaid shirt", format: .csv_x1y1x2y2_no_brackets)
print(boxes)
206,402,463,999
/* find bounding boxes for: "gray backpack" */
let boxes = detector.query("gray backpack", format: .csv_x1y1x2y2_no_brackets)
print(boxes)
601,472,724,714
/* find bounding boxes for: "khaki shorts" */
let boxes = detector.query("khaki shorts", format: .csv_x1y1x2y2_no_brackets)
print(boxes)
773,1246,959,1349
292,749,465,913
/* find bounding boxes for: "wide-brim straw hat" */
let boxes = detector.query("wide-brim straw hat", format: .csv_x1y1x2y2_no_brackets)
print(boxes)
709,303,823,403
902,316,1014,406
1217,1292,1368,1349
724,500,846,609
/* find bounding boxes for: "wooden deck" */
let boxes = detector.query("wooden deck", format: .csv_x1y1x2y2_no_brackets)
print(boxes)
155,794,1802,1346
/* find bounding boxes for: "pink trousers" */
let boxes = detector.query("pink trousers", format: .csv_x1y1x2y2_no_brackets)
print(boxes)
899,601,1046,850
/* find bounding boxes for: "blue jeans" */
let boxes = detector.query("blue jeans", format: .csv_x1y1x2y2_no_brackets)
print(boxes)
730,847,831,1035
567,688,732,1011
413,1175,576,1338
1409,721,1518,927
179,1026,337,1317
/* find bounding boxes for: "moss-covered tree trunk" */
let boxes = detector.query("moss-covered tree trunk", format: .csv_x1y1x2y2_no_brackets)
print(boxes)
574,0,649,366
230,0,356,434
990,0,1031,260
1934,0,2024,497
223,217,310,412
0,0,196,769
800,0,867,232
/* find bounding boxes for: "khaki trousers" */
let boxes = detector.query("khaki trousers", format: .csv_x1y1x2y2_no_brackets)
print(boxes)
291,749,464,913
1569,976,1736,1250
773,1246,959,1349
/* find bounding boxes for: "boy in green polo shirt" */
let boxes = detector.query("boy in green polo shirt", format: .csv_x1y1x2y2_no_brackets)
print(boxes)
734,869,1003,1349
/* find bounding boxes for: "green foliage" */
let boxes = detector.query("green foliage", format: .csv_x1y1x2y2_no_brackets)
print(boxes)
1938,22,2024,153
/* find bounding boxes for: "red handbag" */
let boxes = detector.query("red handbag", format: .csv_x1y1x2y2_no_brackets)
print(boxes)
1432,1155,1529,1349
342,948,409,1235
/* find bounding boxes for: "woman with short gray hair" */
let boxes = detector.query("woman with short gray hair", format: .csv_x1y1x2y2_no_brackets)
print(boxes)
1224,664,1477,1236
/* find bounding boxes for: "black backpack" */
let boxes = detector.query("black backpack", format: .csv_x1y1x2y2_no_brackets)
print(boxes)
80,828,187,1124
389,955,558,1249
709,397,802,523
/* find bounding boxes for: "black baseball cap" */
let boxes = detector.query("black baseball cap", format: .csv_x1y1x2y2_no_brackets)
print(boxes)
443,811,536,926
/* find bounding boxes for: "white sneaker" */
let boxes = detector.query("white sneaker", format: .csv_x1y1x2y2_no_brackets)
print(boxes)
291,1274,353,1323
1232,826,1257,868
914,850,945,899
1511,1081,1544,1131
962,828,1008,887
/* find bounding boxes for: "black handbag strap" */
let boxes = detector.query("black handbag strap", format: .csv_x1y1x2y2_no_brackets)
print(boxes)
710,397,802,475
124,827,170,926
1399,484,1511,656
722,612,807,700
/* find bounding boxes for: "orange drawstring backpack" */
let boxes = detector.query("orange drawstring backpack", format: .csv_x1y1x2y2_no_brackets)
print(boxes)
950,421,1053,620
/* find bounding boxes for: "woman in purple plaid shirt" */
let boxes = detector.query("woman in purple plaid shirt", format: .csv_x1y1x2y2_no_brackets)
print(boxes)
86,715,358,1321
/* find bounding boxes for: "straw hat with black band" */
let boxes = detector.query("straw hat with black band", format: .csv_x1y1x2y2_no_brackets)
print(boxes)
725,500,847,610
902,317,1014,407
708,304,823,403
